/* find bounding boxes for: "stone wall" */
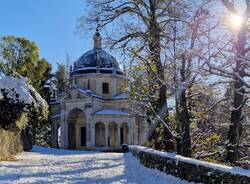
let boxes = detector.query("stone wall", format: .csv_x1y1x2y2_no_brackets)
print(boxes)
129,145,250,184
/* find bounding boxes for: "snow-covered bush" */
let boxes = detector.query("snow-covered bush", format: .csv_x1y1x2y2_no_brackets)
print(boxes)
0,73,47,109
0,130,23,155
0,72,48,155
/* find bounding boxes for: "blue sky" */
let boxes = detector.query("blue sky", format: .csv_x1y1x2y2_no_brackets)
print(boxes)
0,0,92,71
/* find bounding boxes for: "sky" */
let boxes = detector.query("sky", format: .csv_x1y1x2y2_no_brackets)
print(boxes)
0,0,92,71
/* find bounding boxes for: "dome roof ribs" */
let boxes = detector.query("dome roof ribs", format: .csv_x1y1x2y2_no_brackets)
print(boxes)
71,30,125,76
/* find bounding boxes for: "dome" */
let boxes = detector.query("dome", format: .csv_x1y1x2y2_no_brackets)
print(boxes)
74,49,121,69
71,31,124,75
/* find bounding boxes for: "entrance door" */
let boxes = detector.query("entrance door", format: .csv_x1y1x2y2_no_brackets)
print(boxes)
81,127,86,146
120,127,124,145
68,124,76,149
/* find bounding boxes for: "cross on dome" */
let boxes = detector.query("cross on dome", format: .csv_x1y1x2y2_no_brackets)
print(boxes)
93,16,102,49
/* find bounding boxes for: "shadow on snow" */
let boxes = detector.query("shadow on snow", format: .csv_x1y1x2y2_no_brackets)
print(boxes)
0,146,187,184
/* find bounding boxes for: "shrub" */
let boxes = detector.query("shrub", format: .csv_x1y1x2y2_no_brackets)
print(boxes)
0,73,48,156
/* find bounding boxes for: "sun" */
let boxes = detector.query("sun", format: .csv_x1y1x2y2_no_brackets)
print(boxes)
229,13,243,31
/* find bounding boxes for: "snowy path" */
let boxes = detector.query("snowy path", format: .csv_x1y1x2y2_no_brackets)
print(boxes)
0,146,193,184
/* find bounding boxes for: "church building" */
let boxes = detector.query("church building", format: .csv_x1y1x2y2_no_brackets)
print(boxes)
50,30,148,150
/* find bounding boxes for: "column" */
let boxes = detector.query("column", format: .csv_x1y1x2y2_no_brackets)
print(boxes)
92,123,95,147
118,124,121,146
60,104,67,149
105,124,109,147
85,108,92,147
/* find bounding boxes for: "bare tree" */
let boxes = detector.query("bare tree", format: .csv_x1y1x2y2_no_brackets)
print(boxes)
205,0,250,163
170,0,219,157
78,0,180,150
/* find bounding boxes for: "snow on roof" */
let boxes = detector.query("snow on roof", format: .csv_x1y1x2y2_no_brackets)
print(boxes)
112,92,130,100
74,87,129,100
94,109,129,116
75,67,122,72
129,145,250,177
0,74,47,108
77,88,102,99
52,86,130,102
50,114,60,119
74,49,122,73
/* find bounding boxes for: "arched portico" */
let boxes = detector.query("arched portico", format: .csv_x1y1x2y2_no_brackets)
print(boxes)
67,108,86,149
95,122,105,147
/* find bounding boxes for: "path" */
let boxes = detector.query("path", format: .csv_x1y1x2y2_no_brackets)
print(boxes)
0,146,193,184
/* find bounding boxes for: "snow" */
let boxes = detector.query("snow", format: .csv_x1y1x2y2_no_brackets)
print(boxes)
74,49,119,69
50,114,60,119
94,109,129,116
0,71,5,79
112,92,130,100
0,146,193,184
54,86,130,102
75,67,121,72
77,88,130,100
0,74,47,109
77,87,102,99
167,96,176,109
129,146,250,177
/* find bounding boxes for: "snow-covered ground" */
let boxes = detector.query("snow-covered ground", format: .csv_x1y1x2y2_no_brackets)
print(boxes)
0,146,193,184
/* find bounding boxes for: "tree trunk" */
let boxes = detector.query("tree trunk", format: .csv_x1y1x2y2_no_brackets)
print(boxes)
148,0,174,151
226,27,246,163
226,80,244,163
148,0,175,151
176,54,192,157
176,89,192,157
148,0,166,111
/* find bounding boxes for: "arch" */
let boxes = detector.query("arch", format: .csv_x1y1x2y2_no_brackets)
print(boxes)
67,108,86,149
108,122,118,147
120,122,129,145
95,122,105,147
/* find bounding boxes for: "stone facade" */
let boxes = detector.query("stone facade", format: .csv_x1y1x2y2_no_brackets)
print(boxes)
50,31,148,150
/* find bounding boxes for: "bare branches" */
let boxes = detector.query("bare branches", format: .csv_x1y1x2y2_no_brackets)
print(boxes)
221,0,237,13
195,151,220,159
79,0,250,162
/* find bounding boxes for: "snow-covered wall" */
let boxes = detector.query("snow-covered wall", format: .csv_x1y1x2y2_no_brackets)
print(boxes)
129,145,250,184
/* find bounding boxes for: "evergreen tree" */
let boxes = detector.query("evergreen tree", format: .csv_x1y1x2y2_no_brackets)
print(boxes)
0,89,26,130
55,64,68,94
